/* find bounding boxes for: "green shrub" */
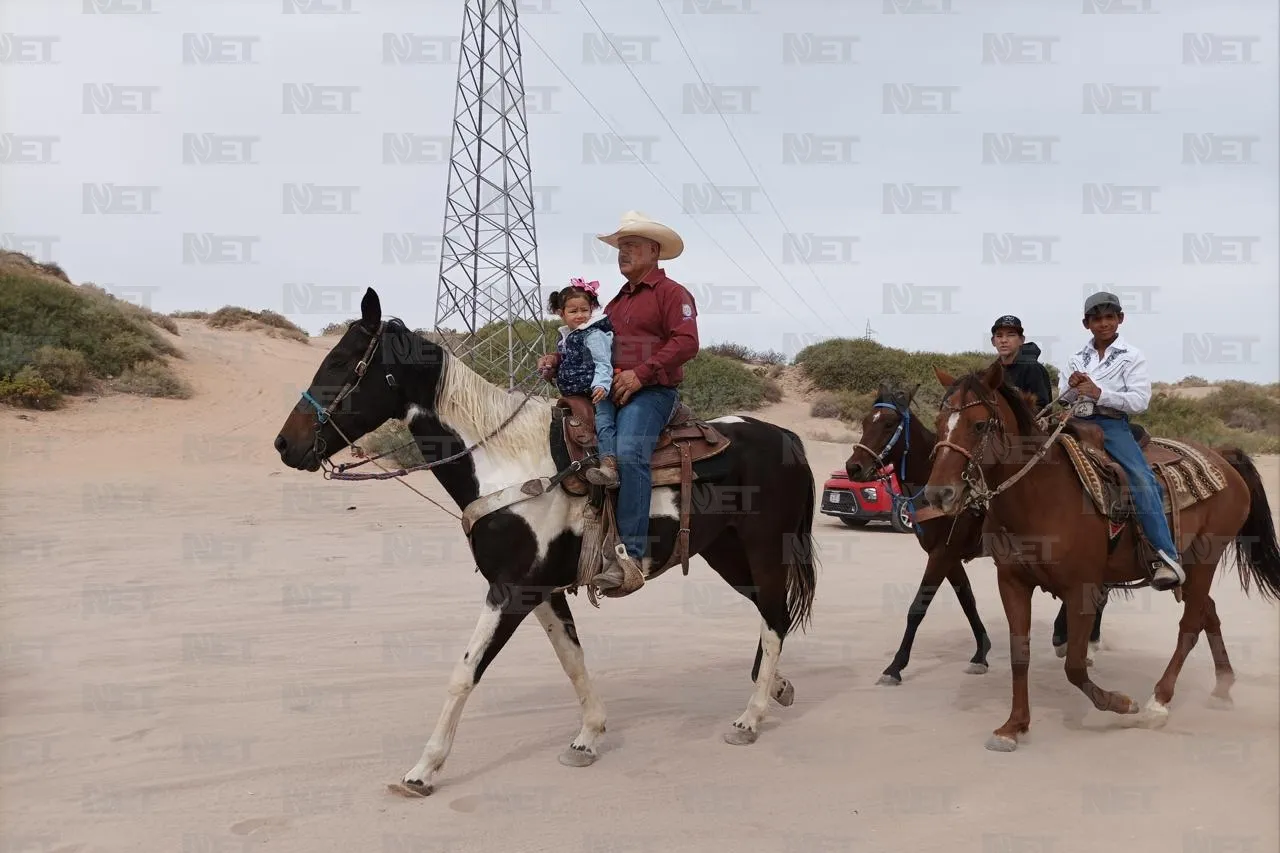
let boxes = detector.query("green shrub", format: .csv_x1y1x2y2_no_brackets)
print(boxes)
0,368,63,409
1132,393,1226,446
1198,381,1280,434
113,361,194,399
810,393,842,419
761,377,783,403
0,268,180,381
678,352,769,419
28,345,92,392
794,338,995,413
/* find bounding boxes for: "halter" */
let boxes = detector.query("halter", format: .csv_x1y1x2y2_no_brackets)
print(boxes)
930,386,1070,514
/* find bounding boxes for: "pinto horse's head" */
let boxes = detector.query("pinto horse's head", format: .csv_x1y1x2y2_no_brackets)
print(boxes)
274,287,446,471
845,382,919,482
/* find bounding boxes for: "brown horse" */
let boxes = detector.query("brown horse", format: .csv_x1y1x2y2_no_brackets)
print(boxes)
845,382,1106,686
920,362,1280,752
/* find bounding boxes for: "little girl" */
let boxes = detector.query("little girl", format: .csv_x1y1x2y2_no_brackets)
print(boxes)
546,277,619,487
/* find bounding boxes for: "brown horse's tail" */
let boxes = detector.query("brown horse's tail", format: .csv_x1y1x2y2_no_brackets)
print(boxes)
1220,447,1280,602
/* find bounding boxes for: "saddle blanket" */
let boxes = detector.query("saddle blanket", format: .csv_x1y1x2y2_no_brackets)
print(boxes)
1059,434,1229,522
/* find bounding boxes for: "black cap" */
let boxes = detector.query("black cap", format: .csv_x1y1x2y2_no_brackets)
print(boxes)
991,315,1024,335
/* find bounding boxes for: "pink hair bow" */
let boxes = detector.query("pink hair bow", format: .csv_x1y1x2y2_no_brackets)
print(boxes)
570,276,599,295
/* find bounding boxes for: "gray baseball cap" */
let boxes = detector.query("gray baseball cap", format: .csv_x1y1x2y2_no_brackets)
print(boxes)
1083,290,1123,316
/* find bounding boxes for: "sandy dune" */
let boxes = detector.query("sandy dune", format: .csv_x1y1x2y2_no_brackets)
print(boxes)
2,322,1277,853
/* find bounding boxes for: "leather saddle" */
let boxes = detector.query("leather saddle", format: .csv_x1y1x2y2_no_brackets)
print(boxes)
554,395,732,496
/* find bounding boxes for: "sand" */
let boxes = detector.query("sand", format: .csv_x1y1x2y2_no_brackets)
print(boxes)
2,321,1277,853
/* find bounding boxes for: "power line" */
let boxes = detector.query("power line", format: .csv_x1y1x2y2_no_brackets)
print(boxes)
516,20,826,336
569,0,841,335
650,0,858,329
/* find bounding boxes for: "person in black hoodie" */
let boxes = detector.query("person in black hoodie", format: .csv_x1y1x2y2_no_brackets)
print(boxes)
990,314,1053,410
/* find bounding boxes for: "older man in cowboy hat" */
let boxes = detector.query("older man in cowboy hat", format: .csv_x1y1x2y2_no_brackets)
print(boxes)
538,211,700,596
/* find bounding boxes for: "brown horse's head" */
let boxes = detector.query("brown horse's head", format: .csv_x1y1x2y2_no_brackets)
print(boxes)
845,381,919,482
921,360,1038,514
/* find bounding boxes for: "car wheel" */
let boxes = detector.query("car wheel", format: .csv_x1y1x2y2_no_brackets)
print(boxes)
890,499,915,534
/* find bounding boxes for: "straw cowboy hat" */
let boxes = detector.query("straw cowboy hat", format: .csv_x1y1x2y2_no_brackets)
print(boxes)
596,210,684,261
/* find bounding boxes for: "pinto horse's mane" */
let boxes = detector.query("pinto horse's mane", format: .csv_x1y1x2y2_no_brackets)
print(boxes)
432,343,552,464
945,370,1041,436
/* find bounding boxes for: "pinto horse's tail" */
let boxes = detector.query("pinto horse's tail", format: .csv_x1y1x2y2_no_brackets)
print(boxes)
780,428,819,634
1220,447,1280,602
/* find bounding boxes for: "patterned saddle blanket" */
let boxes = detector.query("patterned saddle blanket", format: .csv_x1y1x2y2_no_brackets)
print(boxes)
1058,431,1229,523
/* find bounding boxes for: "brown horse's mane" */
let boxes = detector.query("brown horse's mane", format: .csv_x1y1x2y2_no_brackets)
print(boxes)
947,370,1041,436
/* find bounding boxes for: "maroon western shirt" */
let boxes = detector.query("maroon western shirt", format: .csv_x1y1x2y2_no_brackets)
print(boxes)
602,266,699,387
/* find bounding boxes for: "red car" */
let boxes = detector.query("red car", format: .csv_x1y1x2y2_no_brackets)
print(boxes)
820,464,916,533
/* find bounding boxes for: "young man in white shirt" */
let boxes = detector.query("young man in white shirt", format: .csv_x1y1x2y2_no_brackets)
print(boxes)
1059,291,1184,591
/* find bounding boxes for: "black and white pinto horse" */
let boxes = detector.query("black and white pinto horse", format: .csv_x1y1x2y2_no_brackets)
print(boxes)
273,288,819,796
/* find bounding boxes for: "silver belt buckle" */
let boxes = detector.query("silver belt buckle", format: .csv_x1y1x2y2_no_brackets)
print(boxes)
1071,399,1096,418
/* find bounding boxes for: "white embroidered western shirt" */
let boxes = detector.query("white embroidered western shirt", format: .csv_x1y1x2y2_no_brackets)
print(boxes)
1057,334,1152,416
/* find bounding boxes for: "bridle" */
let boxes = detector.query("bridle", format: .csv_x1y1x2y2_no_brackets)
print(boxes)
851,400,927,537
293,319,543,521
929,386,1070,513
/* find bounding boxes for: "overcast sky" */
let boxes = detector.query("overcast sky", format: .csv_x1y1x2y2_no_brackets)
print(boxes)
2,0,1276,381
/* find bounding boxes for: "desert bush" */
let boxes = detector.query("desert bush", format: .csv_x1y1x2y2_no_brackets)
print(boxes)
321,320,356,336
170,310,209,319
1198,381,1280,434
678,351,770,419
1132,393,1226,446
704,342,752,361
810,393,842,419
207,307,310,342
761,377,783,403
113,361,194,399
1176,375,1210,387
0,368,63,409
0,267,181,382
29,346,92,392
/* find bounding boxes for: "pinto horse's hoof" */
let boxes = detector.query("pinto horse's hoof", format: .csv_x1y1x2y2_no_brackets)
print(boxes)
387,781,434,798
558,744,598,767
723,725,758,746
771,678,795,707
877,673,902,686
985,734,1018,753
965,663,989,675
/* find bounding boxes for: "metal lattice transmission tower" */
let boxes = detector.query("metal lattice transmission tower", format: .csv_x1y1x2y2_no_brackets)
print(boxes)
433,0,546,392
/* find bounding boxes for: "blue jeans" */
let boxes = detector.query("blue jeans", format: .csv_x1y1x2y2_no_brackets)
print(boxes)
1091,416,1179,558
593,385,680,560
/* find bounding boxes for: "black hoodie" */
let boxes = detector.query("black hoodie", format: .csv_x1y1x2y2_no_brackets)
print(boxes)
1001,342,1052,411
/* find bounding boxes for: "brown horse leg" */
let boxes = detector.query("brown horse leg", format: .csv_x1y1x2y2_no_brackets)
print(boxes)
1142,563,1212,727
987,569,1033,752
1061,583,1137,715
1202,594,1236,709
